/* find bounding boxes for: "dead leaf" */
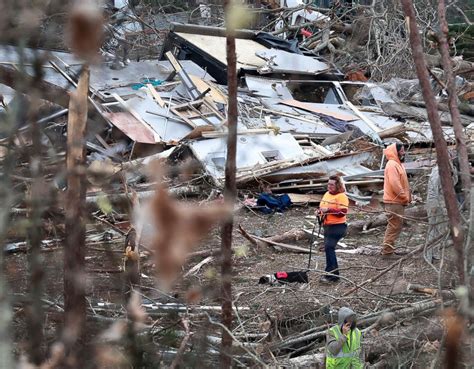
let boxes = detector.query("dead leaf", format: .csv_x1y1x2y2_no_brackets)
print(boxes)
151,185,231,290
259,320,271,332
185,287,203,304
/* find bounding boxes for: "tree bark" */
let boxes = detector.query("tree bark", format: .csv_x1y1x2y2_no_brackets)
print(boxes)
400,0,466,284
424,53,474,79
63,66,89,367
220,2,238,368
25,90,45,364
437,0,471,210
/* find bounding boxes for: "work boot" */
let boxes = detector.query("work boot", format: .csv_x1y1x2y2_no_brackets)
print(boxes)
381,243,395,256
319,276,339,284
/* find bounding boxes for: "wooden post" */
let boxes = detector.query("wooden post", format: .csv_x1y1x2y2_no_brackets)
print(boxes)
64,66,89,363
400,0,465,284
220,1,238,367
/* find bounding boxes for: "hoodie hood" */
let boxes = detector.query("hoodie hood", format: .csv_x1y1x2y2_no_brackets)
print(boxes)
338,307,356,325
384,143,401,164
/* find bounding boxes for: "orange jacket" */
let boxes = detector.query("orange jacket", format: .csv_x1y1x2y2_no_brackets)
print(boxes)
320,192,349,225
383,143,410,205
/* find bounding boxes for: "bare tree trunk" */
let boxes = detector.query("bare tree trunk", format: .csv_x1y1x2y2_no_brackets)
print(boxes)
25,83,45,364
400,0,466,284
437,0,471,210
63,66,89,366
220,2,238,367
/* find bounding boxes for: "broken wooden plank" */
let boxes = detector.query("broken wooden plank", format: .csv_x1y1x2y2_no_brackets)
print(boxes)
165,51,201,100
146,84,165,107
345,101,381,131
171,99,224,128
189,75,227,105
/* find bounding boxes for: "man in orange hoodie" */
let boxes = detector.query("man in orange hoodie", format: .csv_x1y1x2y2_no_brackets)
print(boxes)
382,143,411,255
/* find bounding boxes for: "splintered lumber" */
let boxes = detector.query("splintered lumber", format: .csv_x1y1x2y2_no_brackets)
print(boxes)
238,225,310,253
165,51,201,100
189,75,228,105
146,84,166,107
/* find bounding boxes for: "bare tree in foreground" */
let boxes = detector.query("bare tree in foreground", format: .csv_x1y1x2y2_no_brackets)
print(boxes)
437,0,471,211
220,0,238,367
400,0,466,285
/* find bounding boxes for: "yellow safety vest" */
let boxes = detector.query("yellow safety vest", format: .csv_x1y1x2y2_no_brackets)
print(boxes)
326,325,363,369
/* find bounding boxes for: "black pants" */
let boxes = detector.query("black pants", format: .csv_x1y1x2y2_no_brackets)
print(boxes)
324,223,347,281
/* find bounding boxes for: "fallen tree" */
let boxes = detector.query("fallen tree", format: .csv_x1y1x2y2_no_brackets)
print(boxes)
347,205,427,236
284,317,444,367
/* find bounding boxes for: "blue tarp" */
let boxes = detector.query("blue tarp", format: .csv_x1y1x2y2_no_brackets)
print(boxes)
256,193,292,214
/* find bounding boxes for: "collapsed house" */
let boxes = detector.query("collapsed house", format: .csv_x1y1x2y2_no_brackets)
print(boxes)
0,23,471,207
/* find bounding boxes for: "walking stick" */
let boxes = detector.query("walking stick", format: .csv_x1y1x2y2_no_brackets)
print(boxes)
307,213,324,270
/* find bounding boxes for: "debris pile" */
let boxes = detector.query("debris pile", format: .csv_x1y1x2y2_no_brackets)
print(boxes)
1,4,473,367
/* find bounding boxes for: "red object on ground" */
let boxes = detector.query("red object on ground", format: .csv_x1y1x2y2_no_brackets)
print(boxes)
276,272,288,279
300,28,313,37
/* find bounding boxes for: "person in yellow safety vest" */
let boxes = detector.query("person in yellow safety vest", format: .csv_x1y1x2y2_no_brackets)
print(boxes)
326,307,364,368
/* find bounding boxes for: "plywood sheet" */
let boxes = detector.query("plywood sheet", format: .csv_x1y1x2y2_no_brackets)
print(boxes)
176,32,268,69
288,193,322,204
104,112,158,144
